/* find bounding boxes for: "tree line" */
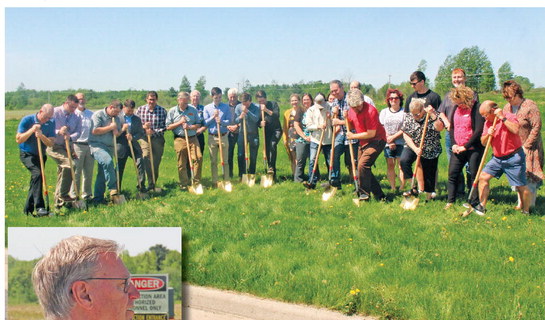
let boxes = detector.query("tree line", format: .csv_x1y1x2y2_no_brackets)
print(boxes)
6,46,536,111
8,244,182,304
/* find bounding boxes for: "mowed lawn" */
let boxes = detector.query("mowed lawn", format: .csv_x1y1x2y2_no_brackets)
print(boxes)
5,92,545,319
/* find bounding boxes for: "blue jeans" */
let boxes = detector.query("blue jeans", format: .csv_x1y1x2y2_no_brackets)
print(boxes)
308,142,331,184
331,133,357,187
237,133,259,176
91,146,117,202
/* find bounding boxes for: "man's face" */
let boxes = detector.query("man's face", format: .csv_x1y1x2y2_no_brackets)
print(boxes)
242,100,251,108
228,93,237,105
212,93,222,105
410,78,424,92
256,96,266,105
123,106,134,116
87,253,140,320
190,93,201,106
177,96,189,107
76,93,86,107
65,100,79,114
329,83,344,100
146,95,157,108
451,72,466,87
349,81,360,90
38,110,53,124
108,106,121,117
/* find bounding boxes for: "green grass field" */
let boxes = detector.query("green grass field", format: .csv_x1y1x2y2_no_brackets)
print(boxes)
5,90,545,319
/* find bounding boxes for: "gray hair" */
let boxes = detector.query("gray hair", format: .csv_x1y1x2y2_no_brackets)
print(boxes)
409,98,426,114
346,89,364,107
32,236,122,320
190,90,201,98
177,91,190,99
227,88,238,96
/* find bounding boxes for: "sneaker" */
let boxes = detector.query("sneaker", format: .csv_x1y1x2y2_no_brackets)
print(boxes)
36,208,50,217
472,203,487,216
462,203,471,209
358,193,370,201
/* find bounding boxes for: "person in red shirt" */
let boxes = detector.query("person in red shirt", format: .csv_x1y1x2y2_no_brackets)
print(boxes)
345,89,387,201
475,100,531,215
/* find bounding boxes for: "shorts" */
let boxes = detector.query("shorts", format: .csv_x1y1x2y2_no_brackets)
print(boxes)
384,144,404,159
483,149,527,187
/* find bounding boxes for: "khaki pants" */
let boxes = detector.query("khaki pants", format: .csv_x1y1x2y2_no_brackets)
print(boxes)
174,136,202,186
47,143,73,207
208,134,230,184
72,143,94,199
139,135,165,188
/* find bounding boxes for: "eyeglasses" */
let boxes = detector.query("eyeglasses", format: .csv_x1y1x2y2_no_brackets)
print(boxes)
388,97,400,101
410,80,421,86
83,277,132,293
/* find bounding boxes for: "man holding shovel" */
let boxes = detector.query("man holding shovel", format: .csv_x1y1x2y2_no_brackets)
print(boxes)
474,101,532,215
89,100,125,204
166,91,203,190
16,104,56,216
116,99,147,192
47,95,82,209
235,92,261,182
345,89,387,201
203,87,232,188
136,91,167,192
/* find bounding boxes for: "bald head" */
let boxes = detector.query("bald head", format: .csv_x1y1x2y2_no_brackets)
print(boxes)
479,100,498,121
38,104,54,124
350,81,361,90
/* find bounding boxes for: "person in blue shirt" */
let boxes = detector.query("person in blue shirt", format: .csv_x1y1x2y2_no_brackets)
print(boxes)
16,104,56,216
203,87,232,187
235,92,261,178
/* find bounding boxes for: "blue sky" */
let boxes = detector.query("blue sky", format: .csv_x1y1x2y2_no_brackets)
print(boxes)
8,227,182,260
5,7,545,92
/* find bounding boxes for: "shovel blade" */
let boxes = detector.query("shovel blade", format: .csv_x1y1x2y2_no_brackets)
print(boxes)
72,199,87,210
189,183,204,195
461,207,473,217
400,196,419,210
322,186,337,201
111,194,127,205
242,174,256,187
224,181,233,192
135,192,149,200
261,174,274,188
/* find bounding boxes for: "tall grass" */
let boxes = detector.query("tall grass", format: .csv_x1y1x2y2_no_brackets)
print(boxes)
5,90,545,319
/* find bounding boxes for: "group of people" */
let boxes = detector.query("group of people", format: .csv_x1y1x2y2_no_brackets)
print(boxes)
17,70,543,216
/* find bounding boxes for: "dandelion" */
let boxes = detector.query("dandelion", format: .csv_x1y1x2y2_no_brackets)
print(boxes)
355,289,360,293
532,243,536,246
507,226,512,229
508,256,515,262
379,263,384,267
350,290,356,295
502,217,507,221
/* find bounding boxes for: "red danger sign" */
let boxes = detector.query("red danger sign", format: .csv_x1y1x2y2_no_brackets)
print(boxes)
131,277,166,291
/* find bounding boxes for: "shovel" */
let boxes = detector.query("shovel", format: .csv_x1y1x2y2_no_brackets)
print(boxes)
65,137,87,210
304,128,325,191
400,112,430,210
36,133,51,216
322,112,338,201
127,136,149,200
184,127,204,195
260,109,274,188
147,133,163,193
241,117,255,187
111,117,127,204
343,112,361,206
461,117,498,217
216,121,232,192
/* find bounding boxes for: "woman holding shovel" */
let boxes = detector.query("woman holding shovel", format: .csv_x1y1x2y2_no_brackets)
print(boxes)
400,98,444,201
304,93,332,188
444,86,484,210
293,93,313,182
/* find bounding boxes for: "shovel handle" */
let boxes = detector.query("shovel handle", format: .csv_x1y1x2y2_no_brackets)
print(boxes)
36,133,49,208
410,111,431,191
467,117,498,201
343,111,359,190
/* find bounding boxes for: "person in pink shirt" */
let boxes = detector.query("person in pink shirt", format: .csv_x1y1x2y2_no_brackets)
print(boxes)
345,89,387,201
474,100,531,215
444,86,484,210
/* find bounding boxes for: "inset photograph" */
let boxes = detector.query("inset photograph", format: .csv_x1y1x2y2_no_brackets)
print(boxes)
7,227,182,320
